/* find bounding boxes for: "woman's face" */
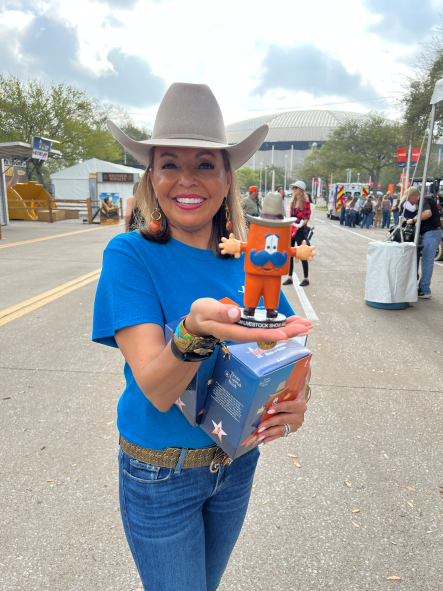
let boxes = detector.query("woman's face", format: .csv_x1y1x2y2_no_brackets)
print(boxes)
278,188,285,197
149,147,231,234
293,187,302,200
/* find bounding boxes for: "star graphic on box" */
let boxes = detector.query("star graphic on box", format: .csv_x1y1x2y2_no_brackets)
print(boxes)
175,397,186,411
212,420,227,442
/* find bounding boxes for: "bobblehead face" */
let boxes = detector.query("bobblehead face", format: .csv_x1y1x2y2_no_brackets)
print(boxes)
246,224,291,275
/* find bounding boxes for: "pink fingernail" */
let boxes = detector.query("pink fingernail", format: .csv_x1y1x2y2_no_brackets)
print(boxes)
267,409,276,414
257,427,265,433
228,308,239,319
258,435,265,441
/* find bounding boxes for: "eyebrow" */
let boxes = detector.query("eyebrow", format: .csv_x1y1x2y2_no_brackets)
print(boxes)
195,150,216,158
159,152,178,159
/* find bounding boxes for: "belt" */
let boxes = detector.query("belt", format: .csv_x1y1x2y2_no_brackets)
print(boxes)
120,436,229,471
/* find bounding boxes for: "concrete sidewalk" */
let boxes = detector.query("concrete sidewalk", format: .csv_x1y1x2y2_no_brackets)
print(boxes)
0,215,442,590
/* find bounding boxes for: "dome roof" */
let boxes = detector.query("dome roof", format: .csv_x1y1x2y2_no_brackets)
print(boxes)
226,109,371,144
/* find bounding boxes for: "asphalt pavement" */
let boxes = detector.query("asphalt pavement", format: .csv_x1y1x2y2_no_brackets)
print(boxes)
0,213,442,591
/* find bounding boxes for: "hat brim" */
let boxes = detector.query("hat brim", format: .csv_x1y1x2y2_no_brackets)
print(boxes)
107,120,268,171
246,214,296,227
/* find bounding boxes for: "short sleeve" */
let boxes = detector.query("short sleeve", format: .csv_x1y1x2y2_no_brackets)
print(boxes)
92,246,164,348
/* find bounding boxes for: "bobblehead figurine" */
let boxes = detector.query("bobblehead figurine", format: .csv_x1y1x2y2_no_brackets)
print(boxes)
219,192,315,330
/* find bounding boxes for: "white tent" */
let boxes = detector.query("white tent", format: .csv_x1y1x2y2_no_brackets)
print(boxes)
50,158,142,215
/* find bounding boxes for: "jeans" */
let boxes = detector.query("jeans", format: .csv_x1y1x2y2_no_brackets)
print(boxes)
418,228,443,295
393,211,400,225
340,207,346,225
382,210,391,228
345,210,351,226
350,210,358,227
119,446,260,591
361,214,371,229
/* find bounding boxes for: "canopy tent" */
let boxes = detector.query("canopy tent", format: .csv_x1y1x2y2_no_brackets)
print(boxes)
50,158,143,215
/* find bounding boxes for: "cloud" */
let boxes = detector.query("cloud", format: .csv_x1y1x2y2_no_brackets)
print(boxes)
0,15,167,107
103,15,126,28
364,0,438,42
253,43,375,100
92,0,140,9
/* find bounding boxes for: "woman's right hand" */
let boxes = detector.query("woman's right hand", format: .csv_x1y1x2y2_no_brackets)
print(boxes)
184,298,314,344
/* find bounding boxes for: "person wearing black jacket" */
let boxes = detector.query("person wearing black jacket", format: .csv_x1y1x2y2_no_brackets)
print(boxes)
404,187,443,298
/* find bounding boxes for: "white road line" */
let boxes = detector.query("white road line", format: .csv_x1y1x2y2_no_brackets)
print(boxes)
291,268,319,322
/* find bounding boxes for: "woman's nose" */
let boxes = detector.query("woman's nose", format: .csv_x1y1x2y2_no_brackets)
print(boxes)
178,164,198,188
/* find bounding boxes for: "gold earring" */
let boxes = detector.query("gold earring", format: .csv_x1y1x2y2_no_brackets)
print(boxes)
149,202,162,232
225,199,232,232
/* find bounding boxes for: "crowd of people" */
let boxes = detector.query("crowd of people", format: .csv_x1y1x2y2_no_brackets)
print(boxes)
240,181,315,287
339,191,399,230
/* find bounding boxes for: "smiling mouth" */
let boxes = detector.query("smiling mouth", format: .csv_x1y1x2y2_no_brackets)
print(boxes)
175,197,205,205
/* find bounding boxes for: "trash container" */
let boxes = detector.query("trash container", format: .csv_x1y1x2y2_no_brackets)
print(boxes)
365,242,418,309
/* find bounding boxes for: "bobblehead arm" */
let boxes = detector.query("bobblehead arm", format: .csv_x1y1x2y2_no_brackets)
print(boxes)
219,233,315,261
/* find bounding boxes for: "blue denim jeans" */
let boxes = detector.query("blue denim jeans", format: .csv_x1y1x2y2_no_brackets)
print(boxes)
350,210,358,227
340,207,346,225
393,212,400,225
418,228,443,295
382,210,391,228
345,210,351,226
119,446,260,591
361,214,371,229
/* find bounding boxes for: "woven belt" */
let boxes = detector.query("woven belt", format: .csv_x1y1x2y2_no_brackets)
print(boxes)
120,436,226,470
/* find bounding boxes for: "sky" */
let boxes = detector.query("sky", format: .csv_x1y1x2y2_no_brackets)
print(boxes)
0,0,441,130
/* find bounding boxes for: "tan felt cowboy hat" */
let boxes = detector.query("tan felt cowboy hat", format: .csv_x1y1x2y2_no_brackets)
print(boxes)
107,82,269,171
246,192,296,228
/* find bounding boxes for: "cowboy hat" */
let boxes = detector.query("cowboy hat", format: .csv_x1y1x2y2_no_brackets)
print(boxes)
107,83,268,171
289,180,306,191
246,192,295,228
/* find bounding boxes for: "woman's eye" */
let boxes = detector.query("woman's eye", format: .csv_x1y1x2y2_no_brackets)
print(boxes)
198,162,214,169
161,163,177,170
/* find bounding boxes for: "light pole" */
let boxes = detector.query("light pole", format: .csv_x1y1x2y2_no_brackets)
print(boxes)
414,77,443,243
265,166,268,195
284,154,288,192
259,162,263,196
357,172,360,183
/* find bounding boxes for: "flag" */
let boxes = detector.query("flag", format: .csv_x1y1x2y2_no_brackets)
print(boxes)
410,148,421,168
398,148,407,168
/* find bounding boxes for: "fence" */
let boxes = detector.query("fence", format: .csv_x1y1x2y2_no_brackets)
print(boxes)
7,196,124,224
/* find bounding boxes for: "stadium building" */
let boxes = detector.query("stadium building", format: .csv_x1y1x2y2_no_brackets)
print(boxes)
226,109,370,171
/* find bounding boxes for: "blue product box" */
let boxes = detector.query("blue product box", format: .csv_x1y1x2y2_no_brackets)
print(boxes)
165,318,218,427
200,340,312,459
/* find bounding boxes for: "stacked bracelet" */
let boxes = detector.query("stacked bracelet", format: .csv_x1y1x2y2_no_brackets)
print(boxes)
171,319,230,363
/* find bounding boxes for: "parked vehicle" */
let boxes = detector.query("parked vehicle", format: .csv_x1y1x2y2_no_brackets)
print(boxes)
327,183,368,219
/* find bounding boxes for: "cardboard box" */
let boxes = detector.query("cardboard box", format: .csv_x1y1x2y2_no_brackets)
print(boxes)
200,340,312,459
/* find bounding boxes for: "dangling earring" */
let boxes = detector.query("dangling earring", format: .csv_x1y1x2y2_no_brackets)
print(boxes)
225,199,232,232
149,201,162,232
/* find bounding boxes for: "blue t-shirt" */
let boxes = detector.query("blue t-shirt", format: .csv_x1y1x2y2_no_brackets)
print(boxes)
92,232,294,450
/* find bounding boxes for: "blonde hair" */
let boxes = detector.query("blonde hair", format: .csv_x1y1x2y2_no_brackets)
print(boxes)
402,186,420,203
133,148,246,257
291,189,306,209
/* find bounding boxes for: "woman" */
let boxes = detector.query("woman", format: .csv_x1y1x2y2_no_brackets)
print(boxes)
391,197,400,225
349,196,358,228
124,181,146,232
92,83,312,591
282,181,311,286
360,197,373,229
373,197,382,228
381,194,392,228
345,195,352,226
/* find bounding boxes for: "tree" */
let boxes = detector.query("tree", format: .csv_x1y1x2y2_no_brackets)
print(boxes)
297,113,403,195
236,167,260,192
104,103,152,166
399,30,443,139
0,75,122,183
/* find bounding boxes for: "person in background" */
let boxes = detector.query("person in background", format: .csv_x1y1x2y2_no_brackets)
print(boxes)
339,196,348,225
278,187,285,199
360,197,373,229
374,196,382,228
124,182,145,232
381,194,392,229
391,196,400,225
241,186,260,217
403,186,443,298
305,192,315,243
349,196,358,228
283,181,311,286
345,194,352,226
370,194,378,226
357,193,365,225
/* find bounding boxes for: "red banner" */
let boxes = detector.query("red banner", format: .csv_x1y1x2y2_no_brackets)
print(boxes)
398,148,407,168
411,148,421,168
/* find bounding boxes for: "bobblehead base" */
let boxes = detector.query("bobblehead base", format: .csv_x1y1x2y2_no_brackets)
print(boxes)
237,308,286,329
200,339,312,460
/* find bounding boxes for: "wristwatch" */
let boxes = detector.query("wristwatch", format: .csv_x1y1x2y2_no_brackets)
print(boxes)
171,320,230,362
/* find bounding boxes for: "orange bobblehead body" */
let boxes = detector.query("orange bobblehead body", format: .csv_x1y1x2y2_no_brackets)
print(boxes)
220,192,315,320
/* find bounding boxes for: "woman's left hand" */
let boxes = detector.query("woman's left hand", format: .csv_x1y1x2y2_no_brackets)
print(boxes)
257,368,311,445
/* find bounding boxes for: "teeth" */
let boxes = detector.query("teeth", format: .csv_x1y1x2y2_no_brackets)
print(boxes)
176,197,204,204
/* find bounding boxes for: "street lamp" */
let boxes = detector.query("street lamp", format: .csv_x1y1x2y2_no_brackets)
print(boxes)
357,172,360,183
259,162,263,196
284,154,288,192
414,77,443,243
264,166,268,195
